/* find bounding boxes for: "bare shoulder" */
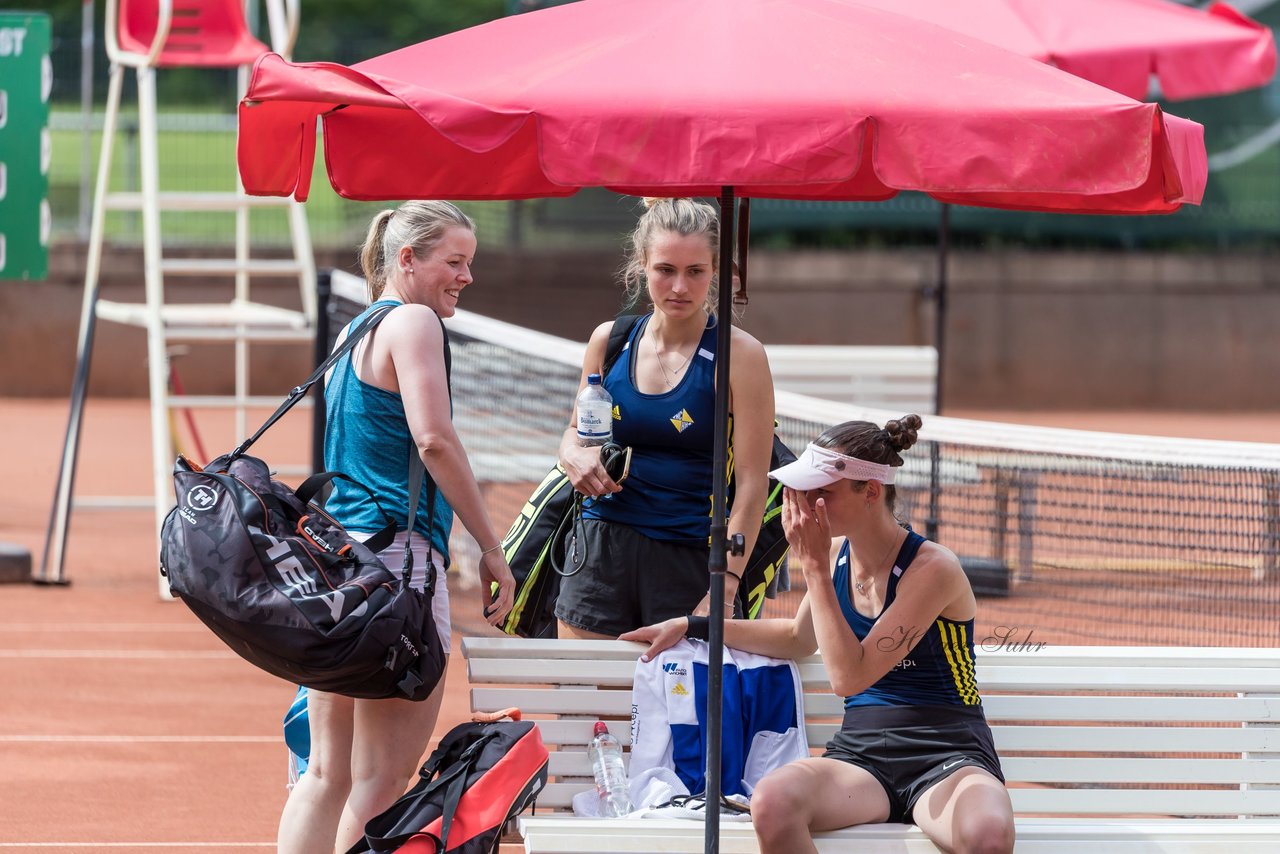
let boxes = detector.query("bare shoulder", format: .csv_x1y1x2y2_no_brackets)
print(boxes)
728,325,770,375
375,305,444,364
902,539,969,591
587,320,615,347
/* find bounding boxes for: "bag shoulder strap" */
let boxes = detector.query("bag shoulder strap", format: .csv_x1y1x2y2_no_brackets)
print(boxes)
232,303,398,459
603,314,642,376
400,312,451,587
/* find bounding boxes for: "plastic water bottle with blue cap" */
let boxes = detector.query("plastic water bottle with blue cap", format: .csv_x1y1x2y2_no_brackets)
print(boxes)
576,373,613,447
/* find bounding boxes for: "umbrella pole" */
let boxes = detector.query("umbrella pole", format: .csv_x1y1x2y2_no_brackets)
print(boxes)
704,186,737,854
927,203,950,542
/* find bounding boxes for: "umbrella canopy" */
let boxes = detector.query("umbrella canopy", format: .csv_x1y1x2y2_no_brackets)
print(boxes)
239,0,1206,213
856,0,1276,101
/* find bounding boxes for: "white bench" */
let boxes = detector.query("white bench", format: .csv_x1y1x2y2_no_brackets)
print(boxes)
461,638,1280,853
764,345,937,414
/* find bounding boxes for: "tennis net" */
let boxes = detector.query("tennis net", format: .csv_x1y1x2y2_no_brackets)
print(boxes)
326,270,1280,647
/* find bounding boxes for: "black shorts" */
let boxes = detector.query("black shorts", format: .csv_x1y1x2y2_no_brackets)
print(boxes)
822,705,1005,824
554,518,730,636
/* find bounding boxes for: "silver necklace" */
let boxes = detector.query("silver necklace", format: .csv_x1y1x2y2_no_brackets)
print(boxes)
854,530,902,596
650,333,690,388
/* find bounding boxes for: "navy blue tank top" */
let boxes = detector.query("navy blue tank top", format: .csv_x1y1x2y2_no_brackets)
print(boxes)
833,533,980,708
323,300,453,562
583,314,718,543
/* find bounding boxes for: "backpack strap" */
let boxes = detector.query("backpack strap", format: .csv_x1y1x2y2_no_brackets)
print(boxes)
603,314,642,376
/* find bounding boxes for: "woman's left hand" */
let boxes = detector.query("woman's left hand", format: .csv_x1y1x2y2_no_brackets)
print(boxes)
782,487,833,577
480,551,515,626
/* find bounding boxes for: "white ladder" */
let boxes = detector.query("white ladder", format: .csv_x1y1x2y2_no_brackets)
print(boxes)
41,0,315,595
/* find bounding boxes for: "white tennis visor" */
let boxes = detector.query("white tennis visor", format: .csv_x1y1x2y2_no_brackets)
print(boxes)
769,443,896,490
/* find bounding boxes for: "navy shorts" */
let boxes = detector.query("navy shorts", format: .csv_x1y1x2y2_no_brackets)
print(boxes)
822,705,1005,824
554,518,733,636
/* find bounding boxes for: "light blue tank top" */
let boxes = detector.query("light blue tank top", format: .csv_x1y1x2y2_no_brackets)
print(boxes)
583,314,718,543
833,533,980,708
323,300,452,563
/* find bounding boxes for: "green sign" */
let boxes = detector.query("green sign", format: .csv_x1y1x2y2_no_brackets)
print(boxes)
0,12,50,281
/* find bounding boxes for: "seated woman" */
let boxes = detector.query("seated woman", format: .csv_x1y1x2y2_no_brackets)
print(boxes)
622,415,1015,854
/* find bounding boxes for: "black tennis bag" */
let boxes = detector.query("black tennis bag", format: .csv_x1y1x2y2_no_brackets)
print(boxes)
159,305,447,700
346,716,549,854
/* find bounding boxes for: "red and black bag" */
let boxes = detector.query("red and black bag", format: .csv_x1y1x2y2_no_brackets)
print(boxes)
346,714,549,854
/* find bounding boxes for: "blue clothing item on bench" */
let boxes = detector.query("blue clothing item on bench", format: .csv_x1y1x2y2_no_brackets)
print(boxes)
629,639,808,800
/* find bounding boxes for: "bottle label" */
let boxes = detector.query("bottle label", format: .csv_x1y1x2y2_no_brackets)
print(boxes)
578,401,612,440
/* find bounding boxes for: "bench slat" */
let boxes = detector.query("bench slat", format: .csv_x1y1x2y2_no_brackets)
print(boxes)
502,719,1280,754
544,751,1280,786
470,657,1280,693
983,694,1280,722
472,688,634,716
473,690,1280,722
991,725,1280,753
1009,787,1280,816
518,817,1280,854
1001,757,1280,785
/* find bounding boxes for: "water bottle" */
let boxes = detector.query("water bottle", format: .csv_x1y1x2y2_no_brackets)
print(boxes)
576,373,613,446
588,721,632,817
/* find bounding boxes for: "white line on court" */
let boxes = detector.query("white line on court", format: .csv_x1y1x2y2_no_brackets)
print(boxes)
0,650,235,659
0,844,273,848
0,623,203,633
0,735,277,743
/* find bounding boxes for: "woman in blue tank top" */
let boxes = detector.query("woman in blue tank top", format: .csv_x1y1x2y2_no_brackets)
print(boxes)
555,197,776,638
278,202,515,854
624,416,1014,854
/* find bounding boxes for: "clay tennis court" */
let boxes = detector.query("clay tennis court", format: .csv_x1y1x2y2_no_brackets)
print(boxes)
2,398,1277,850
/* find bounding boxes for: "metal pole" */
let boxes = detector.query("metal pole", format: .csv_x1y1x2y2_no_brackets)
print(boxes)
926,203,949,542
78,0,94,239
704,187,737,854
311,270,332,475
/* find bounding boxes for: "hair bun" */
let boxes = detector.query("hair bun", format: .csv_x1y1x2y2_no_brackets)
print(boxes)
883,414,923,454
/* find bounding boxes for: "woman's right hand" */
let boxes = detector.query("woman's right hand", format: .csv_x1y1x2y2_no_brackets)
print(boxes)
561,443,622,497
619,617,687,662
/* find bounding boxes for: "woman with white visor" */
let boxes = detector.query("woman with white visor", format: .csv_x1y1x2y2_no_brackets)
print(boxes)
623,415,1014,854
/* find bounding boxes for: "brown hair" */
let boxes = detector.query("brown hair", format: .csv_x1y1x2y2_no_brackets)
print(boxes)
814,414,923,513
358,200,476,302
619,197,721,316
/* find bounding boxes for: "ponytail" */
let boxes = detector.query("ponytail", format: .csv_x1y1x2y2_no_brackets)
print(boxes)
359,209,396,302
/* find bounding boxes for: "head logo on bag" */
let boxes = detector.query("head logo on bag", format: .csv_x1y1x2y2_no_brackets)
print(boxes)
187,485,219,511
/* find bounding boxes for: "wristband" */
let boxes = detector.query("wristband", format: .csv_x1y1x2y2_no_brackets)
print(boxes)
685,615,710,641
480,544,503,557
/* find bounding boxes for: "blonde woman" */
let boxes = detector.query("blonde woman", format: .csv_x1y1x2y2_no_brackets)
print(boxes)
278,201,515,853
556,197,775,638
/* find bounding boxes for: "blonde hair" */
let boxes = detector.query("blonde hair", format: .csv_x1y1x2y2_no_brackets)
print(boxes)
359,200,476,302
620,197,721,315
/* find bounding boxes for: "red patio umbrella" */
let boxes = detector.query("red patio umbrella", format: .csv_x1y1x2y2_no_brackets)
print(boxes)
236,2,1209,849
239,0,1206,211
852,0,1275,415
858,0,1275,102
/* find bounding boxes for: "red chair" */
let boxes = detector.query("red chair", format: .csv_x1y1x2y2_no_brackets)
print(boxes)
112,0,274,67
44,1,315,593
